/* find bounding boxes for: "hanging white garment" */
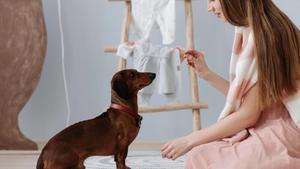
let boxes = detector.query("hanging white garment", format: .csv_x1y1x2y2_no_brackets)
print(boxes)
117,41,181,104
131,0,175,45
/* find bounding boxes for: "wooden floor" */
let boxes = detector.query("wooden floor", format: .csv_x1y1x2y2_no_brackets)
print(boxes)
0,151,40,169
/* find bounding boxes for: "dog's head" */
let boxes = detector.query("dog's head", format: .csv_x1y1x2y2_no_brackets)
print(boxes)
111,69,155,100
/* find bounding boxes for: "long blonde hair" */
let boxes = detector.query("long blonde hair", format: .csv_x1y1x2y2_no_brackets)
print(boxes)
219,0,300,109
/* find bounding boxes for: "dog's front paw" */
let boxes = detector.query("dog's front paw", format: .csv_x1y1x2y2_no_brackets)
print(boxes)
116,164,131,169
117,166,131,169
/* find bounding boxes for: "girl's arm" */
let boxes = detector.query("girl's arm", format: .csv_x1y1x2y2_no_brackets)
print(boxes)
189,84,260,146
182,49,230,95
161,84,261,160
202,69,229,96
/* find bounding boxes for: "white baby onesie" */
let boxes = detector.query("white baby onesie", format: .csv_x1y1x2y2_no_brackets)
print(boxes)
117,41,181,104
131,0,175,45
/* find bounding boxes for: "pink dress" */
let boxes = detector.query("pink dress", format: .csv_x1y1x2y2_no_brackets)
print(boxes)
184,102,300,169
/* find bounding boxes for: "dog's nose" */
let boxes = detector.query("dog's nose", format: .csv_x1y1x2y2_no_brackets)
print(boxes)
149,73,156,80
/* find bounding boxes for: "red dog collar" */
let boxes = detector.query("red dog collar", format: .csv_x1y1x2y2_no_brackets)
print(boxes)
110,104,142,126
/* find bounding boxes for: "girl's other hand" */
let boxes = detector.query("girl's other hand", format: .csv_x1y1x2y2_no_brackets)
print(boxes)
160,135,194,160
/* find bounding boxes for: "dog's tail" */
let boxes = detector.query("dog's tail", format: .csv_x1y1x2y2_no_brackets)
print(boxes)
36,152,44,169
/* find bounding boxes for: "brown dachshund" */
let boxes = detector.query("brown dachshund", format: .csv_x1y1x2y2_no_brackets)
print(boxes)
36,69,155,169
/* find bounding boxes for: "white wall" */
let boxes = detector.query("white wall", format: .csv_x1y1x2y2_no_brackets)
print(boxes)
19,0,300,142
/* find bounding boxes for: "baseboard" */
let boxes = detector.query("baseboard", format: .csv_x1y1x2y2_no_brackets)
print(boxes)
36,140,164,151
0,150,40,155
129,141,164,150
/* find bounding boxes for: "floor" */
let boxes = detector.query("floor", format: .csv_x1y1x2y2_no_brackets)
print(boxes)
0,151,40,169
0,142,186,169
85,151,185,169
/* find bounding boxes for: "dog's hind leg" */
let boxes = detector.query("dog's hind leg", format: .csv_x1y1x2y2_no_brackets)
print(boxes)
45,148,80,169
36,156,44,169
75,159,85,169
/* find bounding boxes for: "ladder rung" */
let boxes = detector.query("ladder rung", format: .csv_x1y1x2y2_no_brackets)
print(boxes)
139,102,208,113
104,47,117,53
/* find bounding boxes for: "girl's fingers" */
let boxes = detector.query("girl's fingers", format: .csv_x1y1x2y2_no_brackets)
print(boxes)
161,145,173,158
161,145,170,157
185,50,199,58
187,60,195,67
185,50,196,55
163,146,172,156
172,153,179,160
184,54,195,61
167,149,176,159
161,142,170,152
185,50,205,59
177,48,186,62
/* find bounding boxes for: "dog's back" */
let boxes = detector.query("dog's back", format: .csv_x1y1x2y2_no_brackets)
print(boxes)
36,112,115,169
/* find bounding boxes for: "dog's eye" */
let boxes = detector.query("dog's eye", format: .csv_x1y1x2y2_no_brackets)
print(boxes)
130,72,136,79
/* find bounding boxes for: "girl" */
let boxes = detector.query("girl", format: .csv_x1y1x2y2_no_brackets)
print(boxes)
161,0,300,168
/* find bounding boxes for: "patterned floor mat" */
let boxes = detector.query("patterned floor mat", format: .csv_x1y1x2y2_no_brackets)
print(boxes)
84,151,186,169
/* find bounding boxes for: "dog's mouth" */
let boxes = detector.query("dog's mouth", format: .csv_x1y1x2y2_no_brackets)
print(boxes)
137,73,155,89
138,83,149,88
138,80,153,88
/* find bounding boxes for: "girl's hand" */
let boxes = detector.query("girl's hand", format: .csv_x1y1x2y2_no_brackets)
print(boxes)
183,50,211,79
160,135,194,160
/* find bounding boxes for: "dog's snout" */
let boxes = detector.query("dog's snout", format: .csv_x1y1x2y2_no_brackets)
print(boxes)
149,73,156,80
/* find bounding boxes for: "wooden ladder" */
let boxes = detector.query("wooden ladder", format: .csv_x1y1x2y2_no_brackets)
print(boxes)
104,0,207,131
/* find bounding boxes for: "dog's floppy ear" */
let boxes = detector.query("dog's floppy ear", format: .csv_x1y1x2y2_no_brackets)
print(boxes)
112,74,131,100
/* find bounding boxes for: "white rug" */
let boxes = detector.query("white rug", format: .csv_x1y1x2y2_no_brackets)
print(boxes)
84,151,186,169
